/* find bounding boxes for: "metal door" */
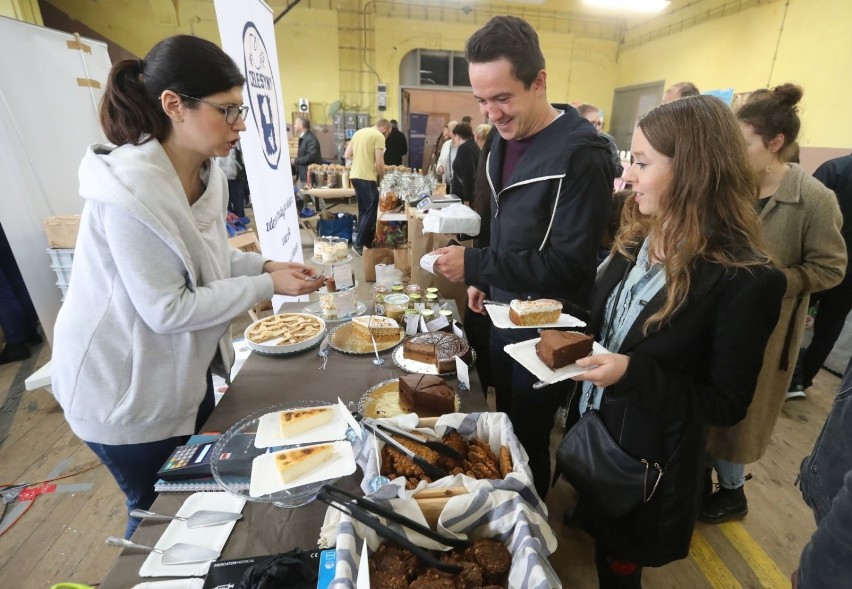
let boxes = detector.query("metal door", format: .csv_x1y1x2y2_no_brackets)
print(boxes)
610,81,665,156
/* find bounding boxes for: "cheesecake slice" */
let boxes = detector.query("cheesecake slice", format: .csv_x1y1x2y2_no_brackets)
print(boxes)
279,406,335,437
274,443,335,484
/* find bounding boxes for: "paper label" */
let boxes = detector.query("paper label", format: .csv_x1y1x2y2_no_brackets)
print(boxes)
419,252,442,275
419,316,428,333
455,356,470,391
426,315,450,332
356,539,370,589
332,264,354,290
339,397,362,437
405,314,420,335
452,321,464,337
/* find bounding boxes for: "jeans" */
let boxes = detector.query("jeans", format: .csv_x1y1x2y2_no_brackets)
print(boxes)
490,327,569,499
351,178,378,248
0,242,38,345
713,458,745,490
87,371,215,538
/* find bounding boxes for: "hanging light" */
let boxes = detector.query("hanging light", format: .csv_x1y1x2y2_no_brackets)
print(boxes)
583,0,670,12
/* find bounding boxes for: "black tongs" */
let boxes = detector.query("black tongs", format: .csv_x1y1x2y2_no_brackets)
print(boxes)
355,415,450,480
364,417,463,462
317,484,467,574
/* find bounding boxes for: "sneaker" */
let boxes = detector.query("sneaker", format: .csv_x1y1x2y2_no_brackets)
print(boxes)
786,385,806,401
698,486,748,524
351,245,363,257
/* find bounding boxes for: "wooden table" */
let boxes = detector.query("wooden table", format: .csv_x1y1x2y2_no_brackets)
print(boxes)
99,303,486,588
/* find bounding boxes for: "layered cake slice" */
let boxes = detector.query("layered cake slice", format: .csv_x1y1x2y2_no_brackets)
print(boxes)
398,374,456,416
402,332,472,373
279,406,335,437
274,443,335,484
508,299,563,326
535,330,594,370
351,315,400,343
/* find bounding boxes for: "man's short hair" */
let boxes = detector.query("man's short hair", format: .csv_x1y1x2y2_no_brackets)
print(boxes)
296,116,310,130
390,119,398,126
577,104,599,117
461,115,473,124
465,16,545,89
376,118,390,131
452,122,474,141
672,82,700,98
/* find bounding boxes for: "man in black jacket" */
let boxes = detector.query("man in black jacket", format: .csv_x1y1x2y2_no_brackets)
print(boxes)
291,116,323,187
449,122,480,205
433,15,613,498
384,119,408,166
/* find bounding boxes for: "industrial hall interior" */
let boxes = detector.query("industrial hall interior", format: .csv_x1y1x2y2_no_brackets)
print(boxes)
1,0,851,588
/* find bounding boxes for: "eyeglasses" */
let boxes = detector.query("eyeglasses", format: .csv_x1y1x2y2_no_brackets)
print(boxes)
592,121,603,128
177,93,249,125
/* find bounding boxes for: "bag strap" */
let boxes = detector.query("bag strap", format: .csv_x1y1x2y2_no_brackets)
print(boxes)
641,428,688,504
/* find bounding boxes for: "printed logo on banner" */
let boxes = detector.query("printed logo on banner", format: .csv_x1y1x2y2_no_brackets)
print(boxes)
242,22,281,169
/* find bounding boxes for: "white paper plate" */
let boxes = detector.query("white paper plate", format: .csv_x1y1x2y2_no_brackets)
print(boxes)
485,304,586,330
503,337,607,385
254,403,349,448
249,440,355,498
243,313,326,355
138,492,246,578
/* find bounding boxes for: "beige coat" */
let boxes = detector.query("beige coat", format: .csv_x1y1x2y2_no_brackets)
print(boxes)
707,164,846,463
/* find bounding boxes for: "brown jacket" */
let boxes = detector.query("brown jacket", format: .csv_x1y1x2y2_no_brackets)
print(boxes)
707,164,846,463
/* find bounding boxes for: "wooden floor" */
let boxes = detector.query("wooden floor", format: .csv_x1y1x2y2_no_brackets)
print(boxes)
0,218,840,587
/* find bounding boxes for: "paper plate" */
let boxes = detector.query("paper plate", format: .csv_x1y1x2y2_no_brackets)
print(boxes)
504,337,608,385
485,304,586,330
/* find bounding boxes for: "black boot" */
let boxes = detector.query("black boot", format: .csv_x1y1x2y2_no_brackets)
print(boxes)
0,343,31,365
698,486,748,524
703,468,715,498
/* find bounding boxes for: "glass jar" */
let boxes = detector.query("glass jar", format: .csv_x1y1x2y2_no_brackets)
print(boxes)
426,287,439,296
371,284,390,316
421,309,435,323
404,283,422,296
409,293,423,311
425,293,439,312
383,293,411,325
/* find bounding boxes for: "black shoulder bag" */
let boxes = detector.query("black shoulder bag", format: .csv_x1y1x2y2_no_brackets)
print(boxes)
555,258,684,519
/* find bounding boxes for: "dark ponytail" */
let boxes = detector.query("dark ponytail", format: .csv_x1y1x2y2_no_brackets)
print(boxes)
736,82,803,150
99,35,245,146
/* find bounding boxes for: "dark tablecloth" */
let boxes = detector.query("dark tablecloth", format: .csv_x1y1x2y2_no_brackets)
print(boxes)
100,303,487,588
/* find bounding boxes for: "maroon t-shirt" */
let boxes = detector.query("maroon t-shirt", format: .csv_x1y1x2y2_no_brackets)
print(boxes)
501,134,537,189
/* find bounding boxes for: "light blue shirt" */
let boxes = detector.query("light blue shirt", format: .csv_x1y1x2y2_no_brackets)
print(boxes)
580,237,666,414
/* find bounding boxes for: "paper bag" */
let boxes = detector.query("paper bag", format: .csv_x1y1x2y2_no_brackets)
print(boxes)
393,246,411,278
363,246,394,282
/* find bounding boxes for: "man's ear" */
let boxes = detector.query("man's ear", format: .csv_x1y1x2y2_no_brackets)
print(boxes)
160,90,184,123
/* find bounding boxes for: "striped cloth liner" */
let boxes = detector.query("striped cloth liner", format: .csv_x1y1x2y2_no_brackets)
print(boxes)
319,486,561,588
351,411,546,517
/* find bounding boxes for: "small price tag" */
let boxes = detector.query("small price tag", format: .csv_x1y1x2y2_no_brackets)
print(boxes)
405,314,419,335
452,321,464,337
426,315,450,333
419,316,429,333
455,356,470,391
332,264,354,290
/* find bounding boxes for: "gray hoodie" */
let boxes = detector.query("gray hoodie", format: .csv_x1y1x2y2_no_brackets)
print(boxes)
53,139,274,445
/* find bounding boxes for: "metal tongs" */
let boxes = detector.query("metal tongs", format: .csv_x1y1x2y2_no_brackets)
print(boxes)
316,484,467,574
363,416,463,462
354,414,450,480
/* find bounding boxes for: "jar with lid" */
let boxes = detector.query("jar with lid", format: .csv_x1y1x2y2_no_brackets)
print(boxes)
371,284,390,316
425,293,440,313
421,309,435,323
409,293,424,311
383,293,410,325
404,283,422,296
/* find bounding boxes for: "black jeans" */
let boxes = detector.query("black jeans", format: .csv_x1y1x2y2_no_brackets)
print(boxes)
793,284,852,389
351,178,378,248
490,327,568,499
86,371,216,538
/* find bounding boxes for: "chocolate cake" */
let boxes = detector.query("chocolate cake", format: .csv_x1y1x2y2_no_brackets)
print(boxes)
398,374,455,416
535,330,594,370
403,332,472,373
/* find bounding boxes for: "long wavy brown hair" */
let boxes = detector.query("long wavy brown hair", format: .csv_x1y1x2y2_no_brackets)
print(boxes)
613,95,772,332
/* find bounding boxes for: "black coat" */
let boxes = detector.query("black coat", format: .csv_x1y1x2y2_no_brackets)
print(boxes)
463,107,613,310
450,139,480,204
294,131,322,183
384,127,408,166
568,251,786,566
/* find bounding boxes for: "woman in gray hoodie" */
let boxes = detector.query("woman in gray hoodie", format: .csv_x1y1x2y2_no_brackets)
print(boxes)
52,35,321,538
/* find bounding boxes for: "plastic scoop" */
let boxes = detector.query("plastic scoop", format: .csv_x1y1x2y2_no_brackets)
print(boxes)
105,536,219,565
130,508,242,529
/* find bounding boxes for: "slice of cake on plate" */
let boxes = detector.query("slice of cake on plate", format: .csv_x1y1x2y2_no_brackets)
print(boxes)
398,374,456,416
402,332,473,373
535,330,594,370
279,406,335,437
274,443,335,484
508,299,563,326
351,315,400,343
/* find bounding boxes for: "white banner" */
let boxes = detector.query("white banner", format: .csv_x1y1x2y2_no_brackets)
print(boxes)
214,0,304,307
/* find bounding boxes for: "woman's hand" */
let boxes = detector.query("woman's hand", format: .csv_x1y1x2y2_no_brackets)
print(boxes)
269,268,324,296
263,261,316,276
571,353,629,388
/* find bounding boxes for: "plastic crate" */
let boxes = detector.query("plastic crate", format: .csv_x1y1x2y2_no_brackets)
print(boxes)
47,248,75,267
50,264,72,285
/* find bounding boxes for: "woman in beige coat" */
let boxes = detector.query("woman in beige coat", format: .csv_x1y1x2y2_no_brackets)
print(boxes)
703,84,846,523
